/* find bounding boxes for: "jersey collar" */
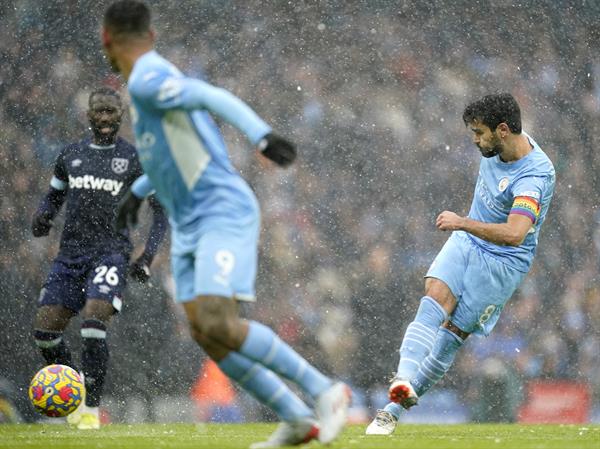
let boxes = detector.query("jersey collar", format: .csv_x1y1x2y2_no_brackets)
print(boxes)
89,143,116,150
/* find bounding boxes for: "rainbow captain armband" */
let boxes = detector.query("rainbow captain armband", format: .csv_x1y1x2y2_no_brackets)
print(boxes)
510,196,540,224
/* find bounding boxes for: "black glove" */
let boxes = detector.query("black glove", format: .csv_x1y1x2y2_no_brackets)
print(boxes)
129,253,152,283
258,133,296,167
32,211,53,237
114,189,143,232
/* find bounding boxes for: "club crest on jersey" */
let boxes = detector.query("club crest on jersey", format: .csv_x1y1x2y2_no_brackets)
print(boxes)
498,177,509,192
111,158,129,174
71,159,82,167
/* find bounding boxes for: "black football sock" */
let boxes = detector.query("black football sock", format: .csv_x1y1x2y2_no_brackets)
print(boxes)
81,319,109,408
34,329,76,369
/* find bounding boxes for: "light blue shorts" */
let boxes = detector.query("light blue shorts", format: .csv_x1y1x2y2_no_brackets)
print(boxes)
426,231,527,336
170,219,259,303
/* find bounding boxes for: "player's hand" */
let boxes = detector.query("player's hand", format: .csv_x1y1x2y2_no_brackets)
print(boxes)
436,211,465,231
32,211,53,237
114,189,143,232
129,253,152,283
258,133,296,167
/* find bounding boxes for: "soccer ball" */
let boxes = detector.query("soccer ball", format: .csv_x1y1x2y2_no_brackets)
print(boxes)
28,364,84,417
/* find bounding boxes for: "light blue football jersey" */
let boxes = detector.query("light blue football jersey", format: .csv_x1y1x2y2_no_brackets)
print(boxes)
467,133,555,272
127,51,271,250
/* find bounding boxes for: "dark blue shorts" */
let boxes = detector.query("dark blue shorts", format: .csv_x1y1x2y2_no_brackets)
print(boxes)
38,253,128,313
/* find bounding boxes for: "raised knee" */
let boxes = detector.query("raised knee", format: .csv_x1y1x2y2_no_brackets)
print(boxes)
424,279,456,314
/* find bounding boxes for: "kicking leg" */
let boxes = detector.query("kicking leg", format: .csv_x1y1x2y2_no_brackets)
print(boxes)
391,279,455,406
184,297,319,447
366,325,465,435
410,322,467,397
396,279,456,379
186,297,349,445
239,321,332,399
238,320,351,443
367,278,455,435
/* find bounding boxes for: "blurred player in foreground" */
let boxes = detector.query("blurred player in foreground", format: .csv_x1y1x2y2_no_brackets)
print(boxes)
366,93,555,434
102,1,350,447
32,87,167,429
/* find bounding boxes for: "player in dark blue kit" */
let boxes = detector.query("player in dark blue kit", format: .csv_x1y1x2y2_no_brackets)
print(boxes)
31,87,167,429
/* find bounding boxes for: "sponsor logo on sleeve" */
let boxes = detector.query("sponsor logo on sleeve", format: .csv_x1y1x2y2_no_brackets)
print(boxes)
516,190,541,200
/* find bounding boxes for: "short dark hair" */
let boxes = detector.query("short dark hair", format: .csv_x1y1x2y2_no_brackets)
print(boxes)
462,93,522,134
104,0,151,37
89,86,122,108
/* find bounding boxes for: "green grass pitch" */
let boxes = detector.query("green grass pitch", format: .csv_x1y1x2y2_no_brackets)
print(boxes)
0,423,598,449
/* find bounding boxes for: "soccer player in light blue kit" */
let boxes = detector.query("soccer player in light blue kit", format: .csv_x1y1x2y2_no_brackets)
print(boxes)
101,2,350,447
366,93,555,434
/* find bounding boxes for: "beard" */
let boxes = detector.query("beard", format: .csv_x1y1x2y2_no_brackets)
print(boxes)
478,135,503,158
478,143,502,158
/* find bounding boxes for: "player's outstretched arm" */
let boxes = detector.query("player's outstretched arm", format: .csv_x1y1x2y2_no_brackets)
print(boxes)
133,75,299,166
128,196,168,283
174,79,297,166
31,185,66,237
133,76,269,143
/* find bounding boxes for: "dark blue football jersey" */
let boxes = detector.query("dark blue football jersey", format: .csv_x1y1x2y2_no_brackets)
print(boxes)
52,137,143,257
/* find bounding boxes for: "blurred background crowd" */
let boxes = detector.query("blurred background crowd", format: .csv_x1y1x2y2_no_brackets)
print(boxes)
1,0,599,423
